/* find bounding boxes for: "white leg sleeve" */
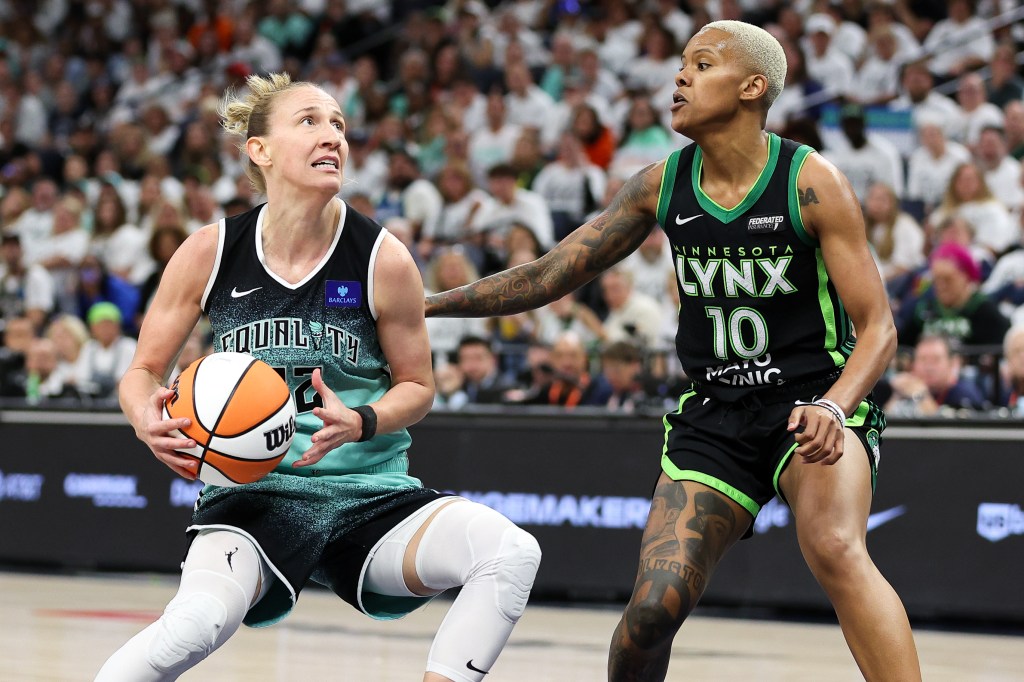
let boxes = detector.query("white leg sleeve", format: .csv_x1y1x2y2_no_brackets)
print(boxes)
366,500,541,682
94,530,269,681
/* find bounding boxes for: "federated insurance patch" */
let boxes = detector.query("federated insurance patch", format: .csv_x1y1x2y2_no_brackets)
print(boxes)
325,280,362,308
746,214,785,233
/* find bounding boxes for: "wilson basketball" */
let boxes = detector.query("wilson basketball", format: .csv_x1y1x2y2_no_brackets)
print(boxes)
163,352,297,487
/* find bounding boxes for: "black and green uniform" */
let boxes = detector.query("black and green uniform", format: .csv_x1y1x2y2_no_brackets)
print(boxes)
656,134,885,525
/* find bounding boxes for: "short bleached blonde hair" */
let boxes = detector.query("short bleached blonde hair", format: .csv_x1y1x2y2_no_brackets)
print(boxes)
700,20,787,110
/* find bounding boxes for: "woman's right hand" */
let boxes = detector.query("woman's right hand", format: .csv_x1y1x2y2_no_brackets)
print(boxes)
134,386,200,480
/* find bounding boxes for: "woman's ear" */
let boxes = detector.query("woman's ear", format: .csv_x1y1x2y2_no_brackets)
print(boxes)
739,74,768,104
246,136,272,168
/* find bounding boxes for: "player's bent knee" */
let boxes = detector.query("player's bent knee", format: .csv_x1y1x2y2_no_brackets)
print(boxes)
494,527,541,623
625,598,688,650
147,592,228,673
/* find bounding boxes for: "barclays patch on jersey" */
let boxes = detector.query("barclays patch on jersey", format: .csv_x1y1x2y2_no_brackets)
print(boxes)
325,280,362,308
746,215,785,233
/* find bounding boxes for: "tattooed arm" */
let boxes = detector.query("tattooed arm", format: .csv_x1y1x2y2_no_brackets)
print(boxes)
425,162,663,317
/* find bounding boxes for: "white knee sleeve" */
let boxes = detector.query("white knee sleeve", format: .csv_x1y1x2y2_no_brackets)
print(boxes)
404,501,541,682
94,531,269,681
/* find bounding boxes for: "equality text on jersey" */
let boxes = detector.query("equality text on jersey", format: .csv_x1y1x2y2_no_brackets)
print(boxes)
218,317,361,366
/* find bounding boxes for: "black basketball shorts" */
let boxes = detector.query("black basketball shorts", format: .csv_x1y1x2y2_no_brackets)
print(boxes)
661,381,885,536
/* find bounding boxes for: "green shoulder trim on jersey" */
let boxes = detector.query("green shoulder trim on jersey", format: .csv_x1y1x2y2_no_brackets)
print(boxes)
815,250,846,367
692,133,781,224
657,150,683,227
788,144,817,247
661,457,761,518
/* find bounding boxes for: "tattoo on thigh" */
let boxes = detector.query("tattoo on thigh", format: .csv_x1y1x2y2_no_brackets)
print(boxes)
641,481,687,560
683,491,738,576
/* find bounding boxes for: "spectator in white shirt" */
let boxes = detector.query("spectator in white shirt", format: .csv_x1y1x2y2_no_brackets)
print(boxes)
620,228,676,303
376,148,443,242
929,162,1017,257
532,133,606,242
34,195,91,315
598,266,665,352
503,61,555,128
468,91,522,185
423,162,493,262
906,113,972,214
423,247,491,366
865,0,922,63
864,182,927,287
849,27,904,106
9,178,59,267
976,126,1024,212
74,301,138,400
954,72,1004,149
803,13,854,98
889,60,963,139
622,24,679,95
339,128,388,204
922,0,995,78
0,233,54,332
474,163,554,250
823,104,902,204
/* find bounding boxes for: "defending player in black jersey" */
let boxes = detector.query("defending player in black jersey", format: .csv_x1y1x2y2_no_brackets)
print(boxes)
426,20,921,682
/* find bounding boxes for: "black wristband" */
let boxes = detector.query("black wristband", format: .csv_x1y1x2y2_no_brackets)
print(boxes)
351,404,377,442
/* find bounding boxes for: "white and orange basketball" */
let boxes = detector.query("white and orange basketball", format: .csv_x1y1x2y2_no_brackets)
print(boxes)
163,352,297,487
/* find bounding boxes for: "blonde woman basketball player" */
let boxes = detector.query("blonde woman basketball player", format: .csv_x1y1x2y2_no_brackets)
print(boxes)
426,21,921,682
96,74,540,682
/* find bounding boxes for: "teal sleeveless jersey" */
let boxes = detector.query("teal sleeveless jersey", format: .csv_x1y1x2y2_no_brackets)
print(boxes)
657,133,856,400
202,202,413,479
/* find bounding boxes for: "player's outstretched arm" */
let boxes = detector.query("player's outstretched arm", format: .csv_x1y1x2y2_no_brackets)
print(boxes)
425,162,663,318
119,223,218,479
789,154,897,463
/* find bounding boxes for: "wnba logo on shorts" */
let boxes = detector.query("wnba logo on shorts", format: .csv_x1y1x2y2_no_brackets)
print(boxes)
326,280,362,308
263,416,296,451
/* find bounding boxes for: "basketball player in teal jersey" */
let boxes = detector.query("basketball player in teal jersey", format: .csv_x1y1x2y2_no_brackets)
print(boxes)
95,73,540,681
427,21,921,682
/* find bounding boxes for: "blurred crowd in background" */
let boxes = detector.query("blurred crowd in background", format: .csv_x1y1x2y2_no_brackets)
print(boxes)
1,0,1023,419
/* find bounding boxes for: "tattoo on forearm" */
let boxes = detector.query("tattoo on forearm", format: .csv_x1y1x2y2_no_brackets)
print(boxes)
425,165,658,318
799,187,819,206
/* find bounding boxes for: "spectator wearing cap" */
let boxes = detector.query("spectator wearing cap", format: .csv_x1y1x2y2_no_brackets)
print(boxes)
802,13,854,98
906,113,972,214
884,333,988,416
899,242,1010,347
73,301,137,400
975,126,1024,213
823,104,903,203
928,162,1017,258
474,163,554,250
922,0,995,79
0,232,54,332
889,60,963,140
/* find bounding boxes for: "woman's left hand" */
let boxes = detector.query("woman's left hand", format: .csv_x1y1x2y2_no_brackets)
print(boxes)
293,368,363,467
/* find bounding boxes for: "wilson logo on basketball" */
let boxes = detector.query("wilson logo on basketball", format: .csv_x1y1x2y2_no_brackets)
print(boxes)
263,416,296,452
168,376,181,407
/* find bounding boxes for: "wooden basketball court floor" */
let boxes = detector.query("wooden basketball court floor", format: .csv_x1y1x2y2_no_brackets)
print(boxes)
3,570,1022,681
